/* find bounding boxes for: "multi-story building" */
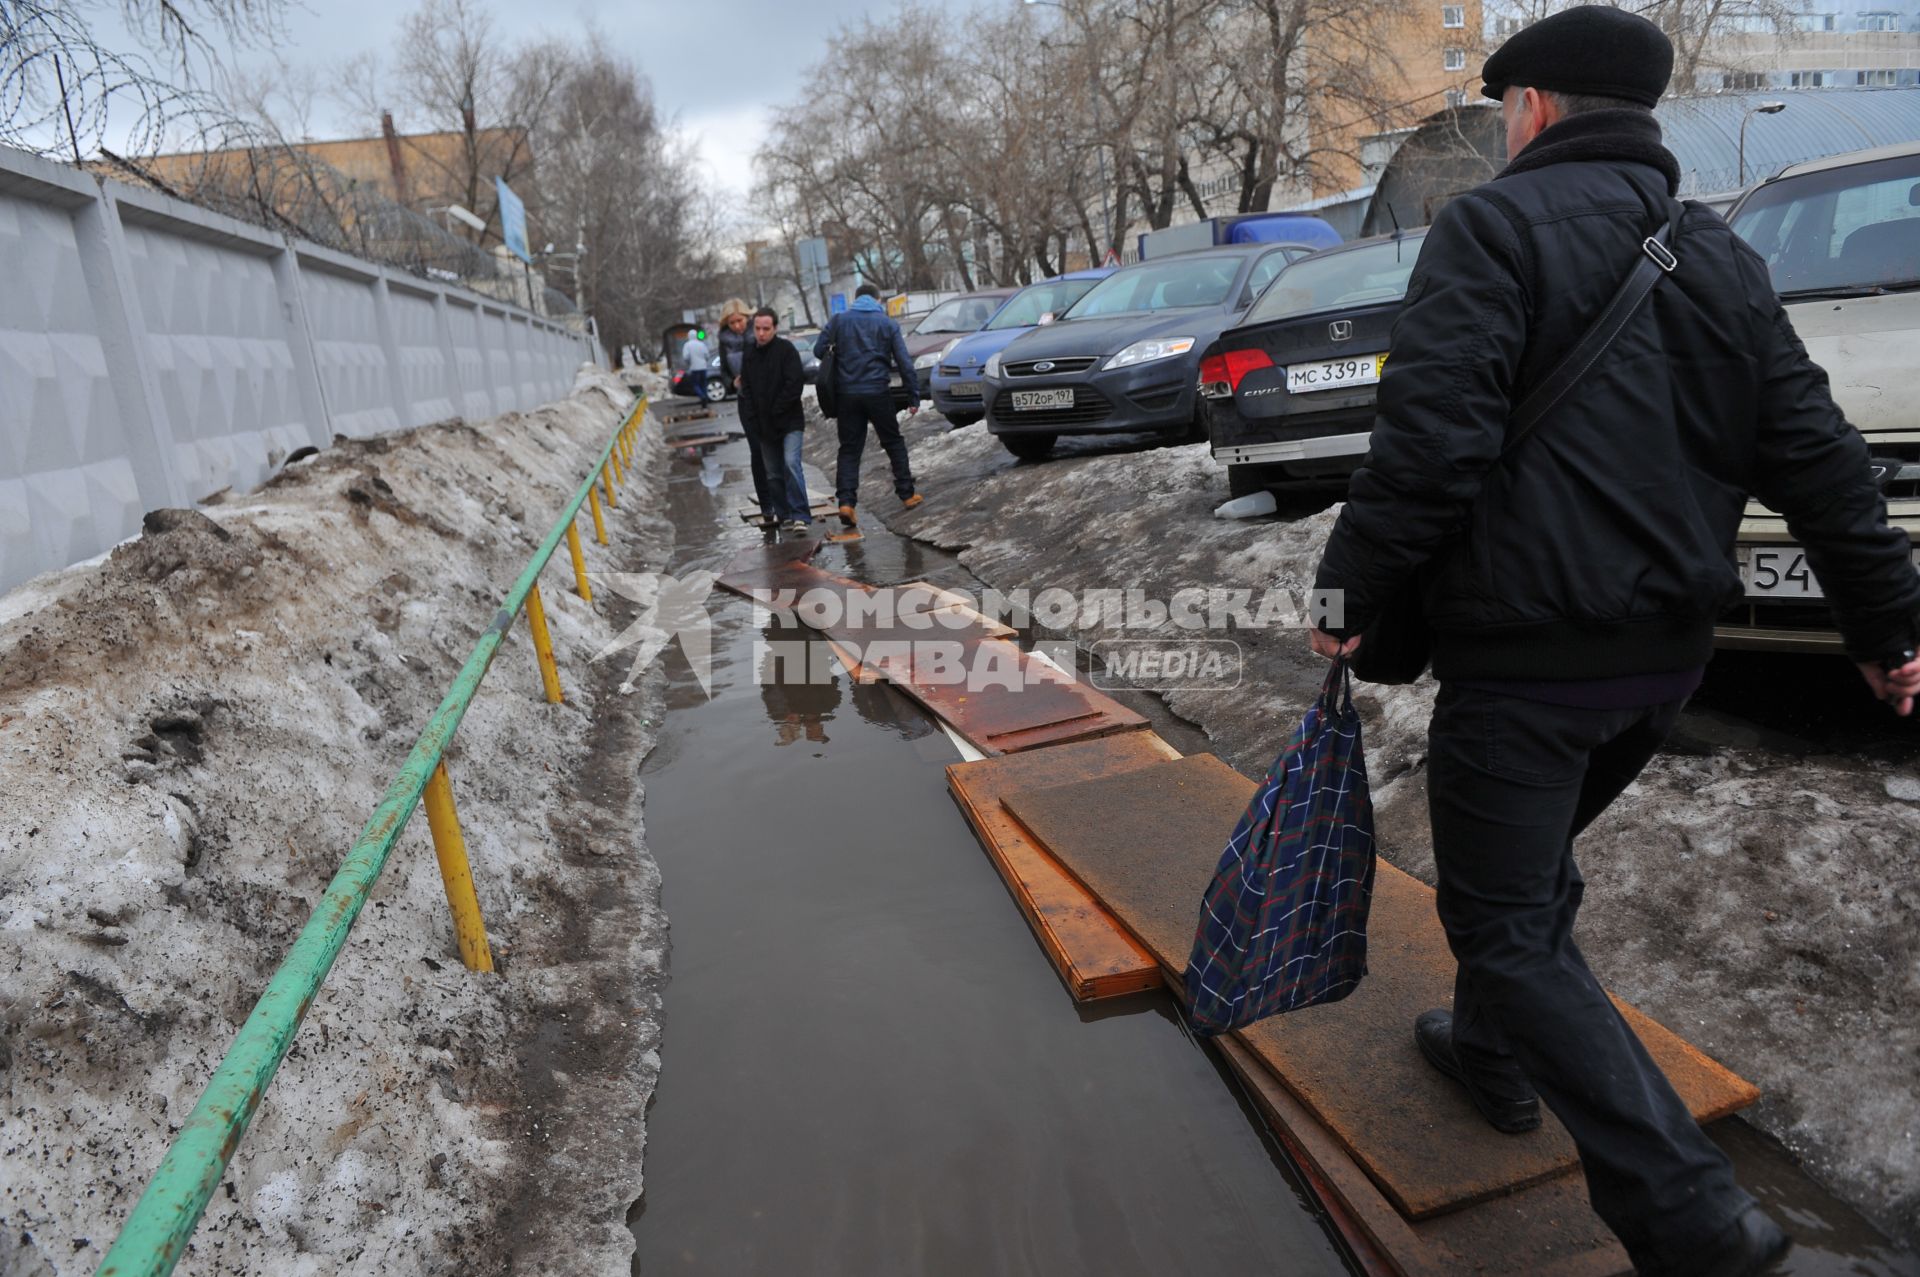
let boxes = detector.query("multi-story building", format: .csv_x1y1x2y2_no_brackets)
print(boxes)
1711,6,1920,89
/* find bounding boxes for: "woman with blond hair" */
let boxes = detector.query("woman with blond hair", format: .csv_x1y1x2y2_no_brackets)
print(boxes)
717,298,777,527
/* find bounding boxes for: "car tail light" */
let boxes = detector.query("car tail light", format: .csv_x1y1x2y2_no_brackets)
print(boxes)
1199,348,1275,400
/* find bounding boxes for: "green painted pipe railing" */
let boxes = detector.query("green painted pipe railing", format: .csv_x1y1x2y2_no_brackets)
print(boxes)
97,393,648,1277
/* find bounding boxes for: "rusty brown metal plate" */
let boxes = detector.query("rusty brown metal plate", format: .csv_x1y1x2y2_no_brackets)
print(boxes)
1002,754,1758,1221
1215,1036,1632,1277
946,734,1179,1000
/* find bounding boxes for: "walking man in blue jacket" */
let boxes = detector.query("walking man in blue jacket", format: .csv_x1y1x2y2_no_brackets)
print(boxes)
815,284,924,529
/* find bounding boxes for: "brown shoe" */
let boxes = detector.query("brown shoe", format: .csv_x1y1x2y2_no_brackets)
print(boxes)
901,493,924,510
837,503,858,527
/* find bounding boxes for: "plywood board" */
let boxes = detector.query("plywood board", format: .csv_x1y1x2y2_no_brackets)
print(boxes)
946,734,1177,1000
1003,754,1758,1220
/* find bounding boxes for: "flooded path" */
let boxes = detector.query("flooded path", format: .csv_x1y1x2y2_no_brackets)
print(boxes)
628,410,1345,1275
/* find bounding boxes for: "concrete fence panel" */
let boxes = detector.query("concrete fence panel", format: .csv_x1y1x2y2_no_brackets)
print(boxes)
388,281,455,428
444,298,494,421
116,193,312,502
0,143,600,595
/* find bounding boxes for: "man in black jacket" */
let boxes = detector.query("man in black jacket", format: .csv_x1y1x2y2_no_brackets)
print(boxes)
1308,9,1920,1275
738,309,812,533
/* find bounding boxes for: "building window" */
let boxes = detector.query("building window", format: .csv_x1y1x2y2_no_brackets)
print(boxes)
1442,4,1466,27
1444,47,1467,70
1789,70,1829,87
1859,68,1897,84
1794,13,1836,30
1722,71,1766,90
1860,11,1898,29
1494,15,1523,37
1445,88,1467,108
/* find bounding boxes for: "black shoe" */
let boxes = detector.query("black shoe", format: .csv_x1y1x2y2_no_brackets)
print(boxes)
1414,1008,1542,1134
1688,1206,1791,1277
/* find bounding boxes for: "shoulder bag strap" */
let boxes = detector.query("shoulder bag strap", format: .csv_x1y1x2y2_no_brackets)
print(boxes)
1504,198,1685,454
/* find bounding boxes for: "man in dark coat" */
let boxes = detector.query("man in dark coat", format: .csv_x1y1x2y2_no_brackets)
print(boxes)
1307,8,1920,1275
738,308,812,532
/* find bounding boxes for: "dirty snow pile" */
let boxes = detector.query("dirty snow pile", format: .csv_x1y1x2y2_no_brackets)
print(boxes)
825,412,1920,1245
0,369,673,1276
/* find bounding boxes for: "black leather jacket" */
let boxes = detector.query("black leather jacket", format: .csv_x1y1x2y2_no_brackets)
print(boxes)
1317,110,1919,675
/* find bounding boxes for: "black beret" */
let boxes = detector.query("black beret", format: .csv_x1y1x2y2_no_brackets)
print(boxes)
1481,5,1674,107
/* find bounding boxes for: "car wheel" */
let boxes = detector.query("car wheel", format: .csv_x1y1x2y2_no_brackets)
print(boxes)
1183,402,1209,444
1002,433,1056,462
702,377,728,404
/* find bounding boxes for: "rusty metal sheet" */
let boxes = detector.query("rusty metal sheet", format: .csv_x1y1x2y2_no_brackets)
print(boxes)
1215,1036,1632,1277
947,734,1179,1000
714,536,826,598
1002,754,1758,1221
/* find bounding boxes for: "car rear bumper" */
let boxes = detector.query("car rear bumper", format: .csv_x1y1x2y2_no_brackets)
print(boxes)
1212,432,1371,465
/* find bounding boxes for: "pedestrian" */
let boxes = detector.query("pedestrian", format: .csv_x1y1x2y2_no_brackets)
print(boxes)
738,308,812,533
680,327,712,402
718,299,777,526
814,282,923,531
1306,8,1920,1276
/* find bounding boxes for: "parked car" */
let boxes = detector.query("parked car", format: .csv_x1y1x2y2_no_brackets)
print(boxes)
1718,139,1920,652
670,366,729,403
1199,229,1428,494
930,268,1114,426
983,244,1318,461
787,328,823,384
890,289,1015,408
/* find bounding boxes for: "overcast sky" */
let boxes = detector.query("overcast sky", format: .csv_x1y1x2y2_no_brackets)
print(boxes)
99,0,961,204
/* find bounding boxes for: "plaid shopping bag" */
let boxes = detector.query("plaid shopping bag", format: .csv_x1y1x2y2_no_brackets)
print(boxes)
1184,657,1376,1035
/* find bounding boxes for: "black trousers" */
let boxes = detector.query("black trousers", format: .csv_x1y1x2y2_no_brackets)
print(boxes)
1427,684,1750,1274
833,392,914,507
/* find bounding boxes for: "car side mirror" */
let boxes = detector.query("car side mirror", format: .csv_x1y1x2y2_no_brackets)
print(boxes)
1037,312,1057,326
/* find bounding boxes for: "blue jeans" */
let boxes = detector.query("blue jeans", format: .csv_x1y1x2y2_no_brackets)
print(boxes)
685,368,708,400
755,429,811,523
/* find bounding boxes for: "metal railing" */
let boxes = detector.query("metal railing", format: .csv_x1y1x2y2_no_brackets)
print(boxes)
96,395,650,1276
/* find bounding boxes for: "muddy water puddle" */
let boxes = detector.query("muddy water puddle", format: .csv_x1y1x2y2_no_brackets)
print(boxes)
630,423,1343,1274
629,414,1916,1275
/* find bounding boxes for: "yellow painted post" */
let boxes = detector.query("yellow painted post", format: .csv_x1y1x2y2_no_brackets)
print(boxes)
566,521,592,602
609,438,625,484
588,485,608,544
422,761,494,972
525,582,565,704
602,460,618,509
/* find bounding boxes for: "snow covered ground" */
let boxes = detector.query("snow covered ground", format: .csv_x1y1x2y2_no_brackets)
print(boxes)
1,370,673,1275
814,410,1920,1247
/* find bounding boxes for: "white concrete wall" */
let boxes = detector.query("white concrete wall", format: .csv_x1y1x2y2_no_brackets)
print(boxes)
0,144,600,594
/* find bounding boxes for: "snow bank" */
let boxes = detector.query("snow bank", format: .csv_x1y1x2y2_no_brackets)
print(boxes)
0,370,672,1275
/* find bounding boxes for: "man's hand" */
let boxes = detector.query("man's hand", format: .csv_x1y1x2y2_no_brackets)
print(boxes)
906,400,921,416
1860,652,1920,716
1309,629,1362,660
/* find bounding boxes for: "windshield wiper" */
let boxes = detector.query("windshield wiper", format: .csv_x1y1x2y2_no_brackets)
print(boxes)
1779,279,1920,301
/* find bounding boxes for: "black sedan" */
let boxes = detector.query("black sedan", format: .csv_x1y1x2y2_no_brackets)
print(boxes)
1199,230,1427,495
982,244,1315,461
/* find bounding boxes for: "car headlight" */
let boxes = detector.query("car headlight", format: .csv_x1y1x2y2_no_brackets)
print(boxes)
913,350,941,369
940,337,963,360
984,352,1002,378
1106,337,1196,370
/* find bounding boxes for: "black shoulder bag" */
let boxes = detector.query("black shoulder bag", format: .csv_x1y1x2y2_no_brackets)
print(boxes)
1350,200,1686,686
814,317,840,419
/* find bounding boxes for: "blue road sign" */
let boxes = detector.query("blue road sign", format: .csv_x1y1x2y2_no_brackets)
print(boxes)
495,177,530,264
